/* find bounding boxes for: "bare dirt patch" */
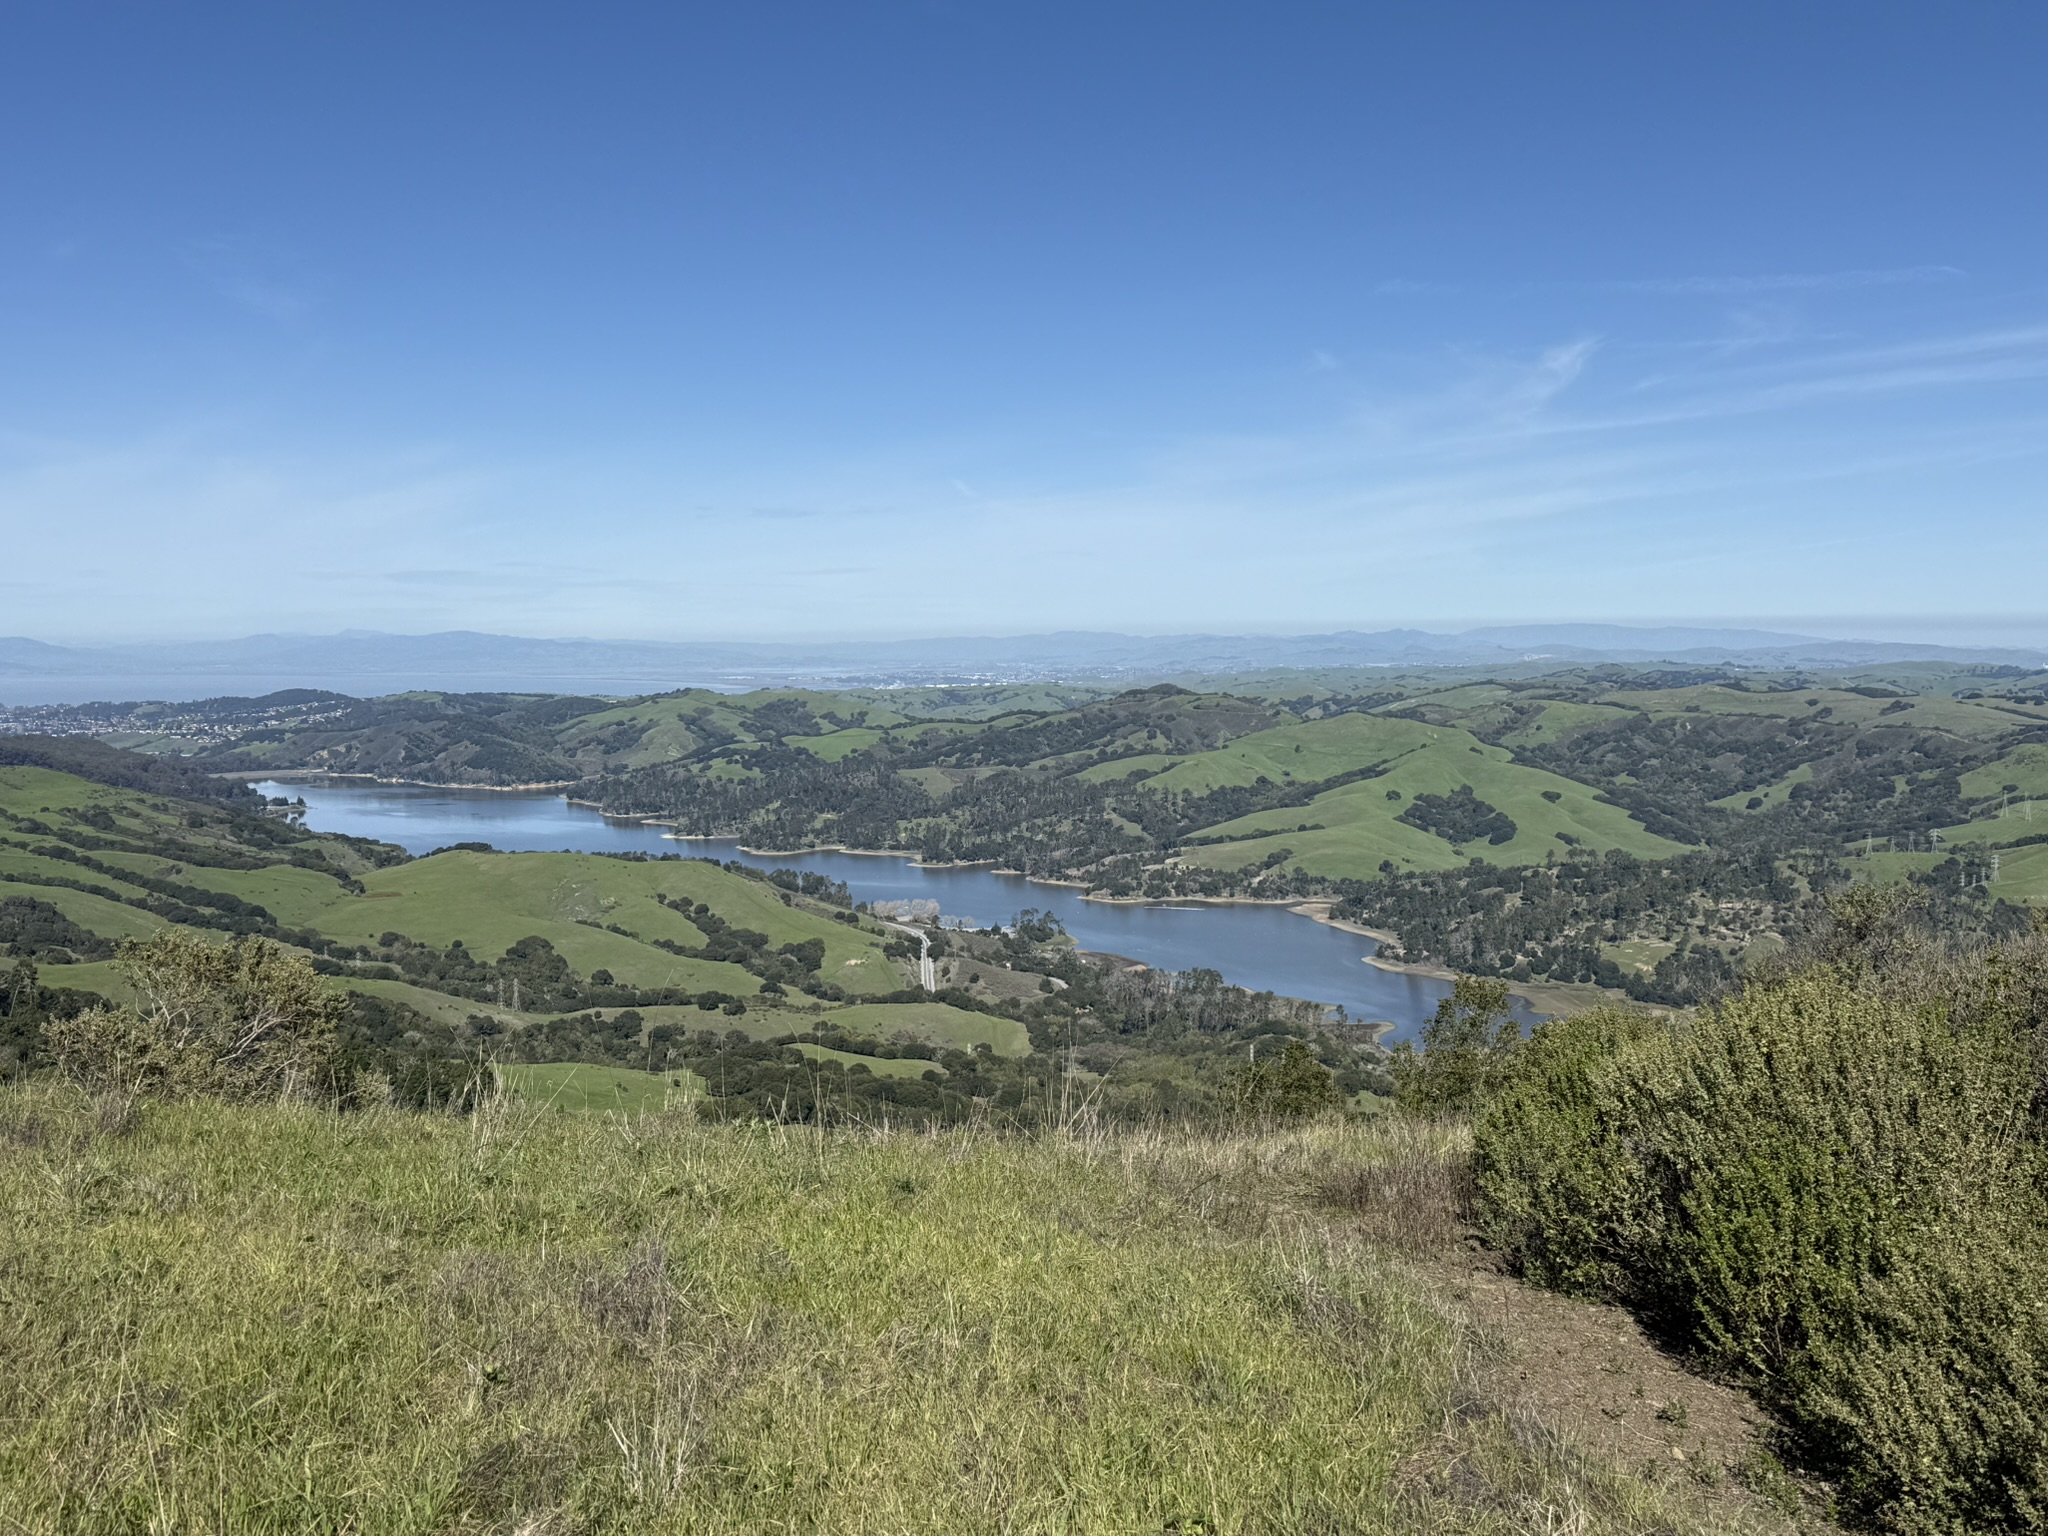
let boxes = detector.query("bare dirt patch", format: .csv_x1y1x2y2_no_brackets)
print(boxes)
1440,1254,1809,1520
1326,1139,1823,1529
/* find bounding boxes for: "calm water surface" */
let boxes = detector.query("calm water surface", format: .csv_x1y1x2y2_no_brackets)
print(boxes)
259,778,1504,1039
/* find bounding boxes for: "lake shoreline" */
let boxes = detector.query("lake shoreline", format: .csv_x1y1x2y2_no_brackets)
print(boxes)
514,802,1514,1003
260,778,1554,1036
241,770,584,793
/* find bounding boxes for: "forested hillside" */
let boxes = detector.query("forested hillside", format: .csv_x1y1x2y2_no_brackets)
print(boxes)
15,659,2040,1003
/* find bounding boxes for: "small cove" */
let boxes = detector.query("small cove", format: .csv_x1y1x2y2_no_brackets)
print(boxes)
258,778,1506,1040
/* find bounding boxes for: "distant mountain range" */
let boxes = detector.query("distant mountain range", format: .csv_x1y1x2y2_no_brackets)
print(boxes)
2,625,2044,703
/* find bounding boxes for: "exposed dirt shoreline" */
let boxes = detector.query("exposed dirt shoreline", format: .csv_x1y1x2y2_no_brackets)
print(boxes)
235,770,583,792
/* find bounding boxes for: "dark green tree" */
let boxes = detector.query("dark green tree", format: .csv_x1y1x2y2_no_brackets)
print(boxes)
1,958,43,1078
1392,975,1518,1117
1230,1038,1341,1119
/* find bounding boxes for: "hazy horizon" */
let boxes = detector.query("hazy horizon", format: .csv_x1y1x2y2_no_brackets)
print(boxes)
7,618,2047,712
9,616,2048,653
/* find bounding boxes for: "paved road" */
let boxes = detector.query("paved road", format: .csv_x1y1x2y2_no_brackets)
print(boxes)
883,921,937,991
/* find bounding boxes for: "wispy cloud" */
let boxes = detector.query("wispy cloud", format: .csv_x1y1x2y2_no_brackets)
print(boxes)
1583,323,2048,430
1043,313,2048,602
6,293,2044,641
1501,338,1599,416
180,236,321,323
1614,264,1965,297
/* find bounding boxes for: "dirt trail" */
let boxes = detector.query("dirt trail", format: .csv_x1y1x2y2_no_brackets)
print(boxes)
1430,1247,1820,1527
1327,1158,1820,1526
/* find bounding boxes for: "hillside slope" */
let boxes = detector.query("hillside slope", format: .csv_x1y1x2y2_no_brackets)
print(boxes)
3,759,1399,1120
17,664,2046,994
0,1088,1795,1535
1156,716,1688,877
0,763,897,1003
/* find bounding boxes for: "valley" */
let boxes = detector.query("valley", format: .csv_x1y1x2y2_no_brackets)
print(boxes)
15,655,2043,1011
0,741,1390,1123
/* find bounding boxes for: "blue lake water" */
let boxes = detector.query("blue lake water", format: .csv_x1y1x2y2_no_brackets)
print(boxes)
258,778,1505,1039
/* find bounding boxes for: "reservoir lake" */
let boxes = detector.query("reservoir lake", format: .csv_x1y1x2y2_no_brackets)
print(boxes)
259,778,1512,1041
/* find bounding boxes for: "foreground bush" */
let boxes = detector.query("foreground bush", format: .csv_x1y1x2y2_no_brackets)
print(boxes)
44,931,344,1101
1473,962,2048,1533
1466,1006,1666,1295
0,1089,1764,1535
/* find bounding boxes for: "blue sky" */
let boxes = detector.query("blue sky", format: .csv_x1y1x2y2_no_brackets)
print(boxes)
2,2,2044,644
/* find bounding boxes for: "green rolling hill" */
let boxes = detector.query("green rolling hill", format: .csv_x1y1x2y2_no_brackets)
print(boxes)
2,751,1391,1128
1175,720,1688,878
12,655,2044,1015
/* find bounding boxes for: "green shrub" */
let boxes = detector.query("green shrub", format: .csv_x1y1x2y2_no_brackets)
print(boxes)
1473,964,2048,1533
1228,1038,1341,1118
1807,1207,2048,1531
44,930,346,1102
1627,973,2034,1378
1470,1006,1668,1294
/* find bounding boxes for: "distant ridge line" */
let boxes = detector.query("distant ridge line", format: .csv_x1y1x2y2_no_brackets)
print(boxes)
2,624,2044,704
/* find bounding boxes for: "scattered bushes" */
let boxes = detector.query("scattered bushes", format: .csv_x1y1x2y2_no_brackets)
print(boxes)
1227,1038,1340,1119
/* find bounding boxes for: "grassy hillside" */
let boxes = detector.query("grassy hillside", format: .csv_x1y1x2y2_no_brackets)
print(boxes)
1492,697,1640,747
499,1060,701,1111
1599,682,2032,739
1961,742,2048,805
2,763,1059,1101
809,1000,1030,1054
1857,842,2048,907
0,1085,1781,1535
4,759,1398,1123
789,1042,944,1077
1161,717,1688,877
0,764,900,997
295,850,886,994
1082,712,1426,791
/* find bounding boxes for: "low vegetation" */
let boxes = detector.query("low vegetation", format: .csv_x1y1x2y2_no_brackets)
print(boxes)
0,1084,1787,1535
44,928,345,1102
1447,889,2048,1533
